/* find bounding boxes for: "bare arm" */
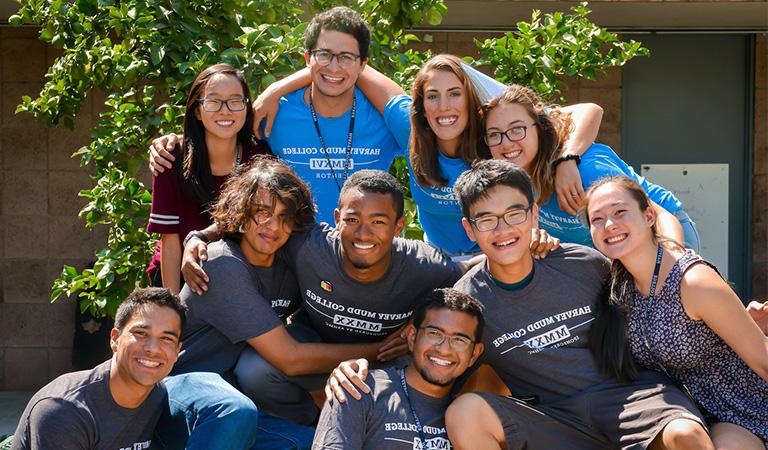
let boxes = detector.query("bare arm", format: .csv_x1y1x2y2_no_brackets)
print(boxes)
554,103,604,214
682,264,768,381
247,327,382,377
652,202,684,247
356,65,406,114
159,234,182,294
252,68,311,139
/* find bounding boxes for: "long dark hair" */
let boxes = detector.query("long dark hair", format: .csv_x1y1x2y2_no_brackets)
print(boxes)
176,63,258,212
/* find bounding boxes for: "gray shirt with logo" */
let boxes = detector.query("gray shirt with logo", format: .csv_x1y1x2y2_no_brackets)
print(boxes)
173,238,299,375
313,366,452,449
12,360,164,450
286,223,462,343
453,244,611,404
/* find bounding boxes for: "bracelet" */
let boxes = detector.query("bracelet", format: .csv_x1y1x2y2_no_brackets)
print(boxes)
183,230,209,248
552,154,581,169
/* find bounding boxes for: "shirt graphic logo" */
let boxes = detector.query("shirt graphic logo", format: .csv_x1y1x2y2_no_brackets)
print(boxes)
320,280,333,292
309,158,356,171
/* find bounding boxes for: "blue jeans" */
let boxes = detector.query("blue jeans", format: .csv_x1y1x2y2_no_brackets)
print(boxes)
154,372,259,450
675,209,701,253
254,411,315,450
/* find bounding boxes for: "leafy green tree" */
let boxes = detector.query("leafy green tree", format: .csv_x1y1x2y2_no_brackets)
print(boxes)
12,0,644,318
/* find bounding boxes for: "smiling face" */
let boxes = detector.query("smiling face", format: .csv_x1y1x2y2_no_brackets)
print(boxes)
407,308,483,393
485,102,539,173
421,70,469,155
334,188,405,282
240,190,293,267
110,304,181,401
305,29,366,100
587,182,655,261
194,73,248,142
462,185,537,282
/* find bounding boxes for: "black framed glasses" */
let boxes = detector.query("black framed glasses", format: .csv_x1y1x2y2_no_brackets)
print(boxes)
419,327,475,351
469,205,533,232
197,97,248,112
484,124,535,147
310,49,361,68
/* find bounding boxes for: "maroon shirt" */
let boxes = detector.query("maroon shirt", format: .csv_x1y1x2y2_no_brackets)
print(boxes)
146,141,268,278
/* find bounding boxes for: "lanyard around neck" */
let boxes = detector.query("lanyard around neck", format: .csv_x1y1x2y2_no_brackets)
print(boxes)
308,84,356,191
399,367,427,445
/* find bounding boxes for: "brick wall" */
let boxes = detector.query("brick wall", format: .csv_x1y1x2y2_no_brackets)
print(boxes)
0,26,765,390
0,26,106,390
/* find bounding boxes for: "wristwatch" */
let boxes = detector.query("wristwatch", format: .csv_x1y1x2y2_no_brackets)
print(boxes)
183,230,209,248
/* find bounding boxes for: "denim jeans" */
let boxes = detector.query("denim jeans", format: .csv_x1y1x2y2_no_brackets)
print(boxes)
675,209,701,253
154,372,259,450
253,411,315,450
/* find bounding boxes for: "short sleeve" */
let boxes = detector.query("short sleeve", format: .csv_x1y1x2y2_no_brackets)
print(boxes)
148,154,182,235
312,392,372,449
183,257,282,343
17,398,91,450
383,95,412,152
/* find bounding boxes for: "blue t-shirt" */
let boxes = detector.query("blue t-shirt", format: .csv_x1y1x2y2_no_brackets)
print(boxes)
266,88,404,224
383,95,478,255
538,143,683,246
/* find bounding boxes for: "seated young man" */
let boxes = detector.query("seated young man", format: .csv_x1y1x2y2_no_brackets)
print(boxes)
312,288,484,449
12,288,185,450
445,159,713,450
181,169,463,428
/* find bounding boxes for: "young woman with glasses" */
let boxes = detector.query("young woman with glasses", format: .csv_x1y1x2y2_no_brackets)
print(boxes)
146,63,270,292
482,84,700,250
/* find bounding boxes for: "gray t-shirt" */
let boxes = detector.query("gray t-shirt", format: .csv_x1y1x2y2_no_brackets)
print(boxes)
313,366,452,449
172,239,298,375
12,360,165,450
286,223,462,343
453,244,611,404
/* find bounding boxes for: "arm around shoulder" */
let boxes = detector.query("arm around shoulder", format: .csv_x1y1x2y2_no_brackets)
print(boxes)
313,380,372,449
681,263,768,381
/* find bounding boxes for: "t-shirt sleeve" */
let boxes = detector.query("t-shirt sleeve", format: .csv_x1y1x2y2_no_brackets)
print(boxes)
17,398,91,450
383,94,412,152
312,392,372,449
579,145,634,188
416,241,463,287
184,257,282,343
148,155,182,235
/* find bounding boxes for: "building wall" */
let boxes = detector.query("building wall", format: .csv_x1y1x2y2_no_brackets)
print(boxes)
0,25,765,390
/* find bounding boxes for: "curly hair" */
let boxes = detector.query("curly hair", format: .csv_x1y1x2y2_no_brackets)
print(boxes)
481,85,573,204
210,156,316,238
410,54,485,187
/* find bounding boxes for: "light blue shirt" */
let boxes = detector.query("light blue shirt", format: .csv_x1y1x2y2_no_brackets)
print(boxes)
383,95,478,255
538,143,683,246
266,88,404,224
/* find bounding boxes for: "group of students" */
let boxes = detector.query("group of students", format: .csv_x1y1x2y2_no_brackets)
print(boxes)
11,5,768,450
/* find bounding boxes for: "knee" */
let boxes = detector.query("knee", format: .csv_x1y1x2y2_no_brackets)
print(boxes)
662,419,713,450
234,350,280,393
446,394,487,441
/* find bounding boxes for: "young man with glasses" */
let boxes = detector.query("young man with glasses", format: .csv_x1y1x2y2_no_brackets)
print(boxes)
445,159,712,450
312,288,484,449
150,7,403,224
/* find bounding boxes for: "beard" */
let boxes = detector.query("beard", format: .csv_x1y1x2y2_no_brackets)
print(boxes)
417,365,455,387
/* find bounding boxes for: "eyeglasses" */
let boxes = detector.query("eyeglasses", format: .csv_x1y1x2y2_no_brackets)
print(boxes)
197,97,248,112
310,49,361,68
419,327,475,351
484,124,535,147
469,205,533,232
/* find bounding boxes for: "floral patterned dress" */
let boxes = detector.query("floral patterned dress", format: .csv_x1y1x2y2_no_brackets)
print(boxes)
624,251,768,446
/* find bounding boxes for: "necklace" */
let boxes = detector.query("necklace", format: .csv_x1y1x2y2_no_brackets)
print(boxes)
308,84,356,191
399,367,427,446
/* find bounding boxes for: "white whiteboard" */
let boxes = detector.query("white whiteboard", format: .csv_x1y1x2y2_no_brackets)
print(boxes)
641,164,729,278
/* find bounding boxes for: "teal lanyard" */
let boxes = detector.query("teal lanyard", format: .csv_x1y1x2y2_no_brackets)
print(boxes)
399,367,427,445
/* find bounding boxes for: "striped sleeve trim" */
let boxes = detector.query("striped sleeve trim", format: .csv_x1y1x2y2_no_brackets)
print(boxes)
149,213,180,226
